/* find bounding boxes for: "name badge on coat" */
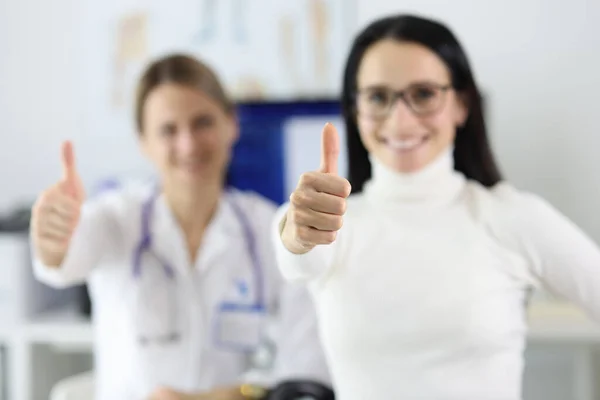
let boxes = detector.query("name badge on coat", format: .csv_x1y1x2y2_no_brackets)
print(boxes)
212,277,267,351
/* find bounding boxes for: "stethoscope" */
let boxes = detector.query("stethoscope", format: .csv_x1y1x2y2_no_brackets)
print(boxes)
130,188,268,353
128,187,335,399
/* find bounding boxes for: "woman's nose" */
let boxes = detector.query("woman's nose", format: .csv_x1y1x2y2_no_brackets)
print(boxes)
387,99,422,131
175,130,198,154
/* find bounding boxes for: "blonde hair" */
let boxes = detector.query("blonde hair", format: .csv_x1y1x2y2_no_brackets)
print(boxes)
135,53,234,133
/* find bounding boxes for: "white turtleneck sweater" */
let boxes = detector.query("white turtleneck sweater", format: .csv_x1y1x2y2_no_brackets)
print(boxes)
271,150,600,400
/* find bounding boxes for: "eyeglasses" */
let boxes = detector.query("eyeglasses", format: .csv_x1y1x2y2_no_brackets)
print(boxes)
355,83,452,119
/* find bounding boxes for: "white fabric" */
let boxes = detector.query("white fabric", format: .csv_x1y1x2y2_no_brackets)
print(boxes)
32,185,330,400
272,148,600,400
50,371,95,400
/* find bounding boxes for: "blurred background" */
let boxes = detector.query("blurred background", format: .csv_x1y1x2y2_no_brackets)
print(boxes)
0,0,599,399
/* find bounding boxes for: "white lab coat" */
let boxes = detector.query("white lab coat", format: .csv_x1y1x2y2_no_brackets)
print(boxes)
32,183,330,400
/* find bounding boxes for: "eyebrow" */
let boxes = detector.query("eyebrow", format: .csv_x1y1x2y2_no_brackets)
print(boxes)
191,112,215,123
159,121,176,131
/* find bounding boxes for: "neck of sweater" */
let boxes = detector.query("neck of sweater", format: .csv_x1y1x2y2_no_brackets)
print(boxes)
363,148,465,208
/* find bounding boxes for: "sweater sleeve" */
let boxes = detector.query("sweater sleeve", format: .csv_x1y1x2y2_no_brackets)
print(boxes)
492,183,600,321
31,192,124,288
270,202,338,284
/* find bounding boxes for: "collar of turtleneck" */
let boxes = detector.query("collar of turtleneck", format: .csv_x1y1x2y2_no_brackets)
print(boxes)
362,148,466,208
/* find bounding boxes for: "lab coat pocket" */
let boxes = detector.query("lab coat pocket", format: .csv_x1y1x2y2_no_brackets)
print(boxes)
130,276,190,392
130,244,182,344
132,277,180,345
133,336,190,396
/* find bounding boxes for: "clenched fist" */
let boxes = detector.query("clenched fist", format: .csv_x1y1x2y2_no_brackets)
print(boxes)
31,141,86,267
281,123,351,254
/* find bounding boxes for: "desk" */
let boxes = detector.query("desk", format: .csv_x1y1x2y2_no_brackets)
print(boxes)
25,302,599,347
24,308,93,351
5,302,600,400
527,302,600,400
528,302,600,342
2,307,93,400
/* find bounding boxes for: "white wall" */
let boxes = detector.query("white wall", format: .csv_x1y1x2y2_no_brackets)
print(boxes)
1,0,599,235
1,1,599,399
0,0,85,212
2,0,600,232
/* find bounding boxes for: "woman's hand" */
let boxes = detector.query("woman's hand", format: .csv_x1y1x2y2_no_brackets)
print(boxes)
30,141,86,266
281,123,351,254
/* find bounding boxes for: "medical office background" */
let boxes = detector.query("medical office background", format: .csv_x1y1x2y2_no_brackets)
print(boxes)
0,0,599,399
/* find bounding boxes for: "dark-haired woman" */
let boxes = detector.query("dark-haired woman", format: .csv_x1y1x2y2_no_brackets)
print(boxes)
273,14,600,400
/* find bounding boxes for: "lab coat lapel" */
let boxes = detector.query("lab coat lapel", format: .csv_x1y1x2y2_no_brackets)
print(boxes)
150,193,245,276
196,198,245,275
151,195,191,275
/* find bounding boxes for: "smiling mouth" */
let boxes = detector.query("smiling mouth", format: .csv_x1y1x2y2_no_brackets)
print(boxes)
380,135,430,152
177,160,206,171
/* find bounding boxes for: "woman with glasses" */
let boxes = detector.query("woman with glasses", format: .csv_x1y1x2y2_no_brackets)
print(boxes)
271,14,600,400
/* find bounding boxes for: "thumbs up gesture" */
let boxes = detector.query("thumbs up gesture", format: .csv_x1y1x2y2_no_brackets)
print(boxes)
281,123,352,254
31,141,86,266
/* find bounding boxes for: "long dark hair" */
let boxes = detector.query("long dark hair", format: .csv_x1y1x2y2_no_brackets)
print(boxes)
342,14,502,193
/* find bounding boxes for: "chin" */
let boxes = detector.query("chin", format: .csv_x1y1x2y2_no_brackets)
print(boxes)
172,169,206,183
382,150,434,175
394,162,426,174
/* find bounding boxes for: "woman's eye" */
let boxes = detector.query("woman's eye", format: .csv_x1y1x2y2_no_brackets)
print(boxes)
192,115,215,130
161,124,177,136
410,87,437,104
368,89,390,105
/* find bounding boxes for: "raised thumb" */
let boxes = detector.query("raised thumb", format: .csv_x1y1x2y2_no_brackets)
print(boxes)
319,122,340,174
61,141,78,181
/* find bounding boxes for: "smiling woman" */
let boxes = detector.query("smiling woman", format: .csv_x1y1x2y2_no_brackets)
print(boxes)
273,14,600,400
134,54,237,196
354,40,467,174
342,16,501,192
30,53,331,400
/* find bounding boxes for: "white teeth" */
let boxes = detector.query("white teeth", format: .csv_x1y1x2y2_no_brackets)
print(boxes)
387,138,423,150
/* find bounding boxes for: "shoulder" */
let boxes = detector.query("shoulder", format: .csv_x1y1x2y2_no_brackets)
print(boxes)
227,188,277,214
464,180,572,256
465,180,560,223
226,188,278,227
83,180,153,224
